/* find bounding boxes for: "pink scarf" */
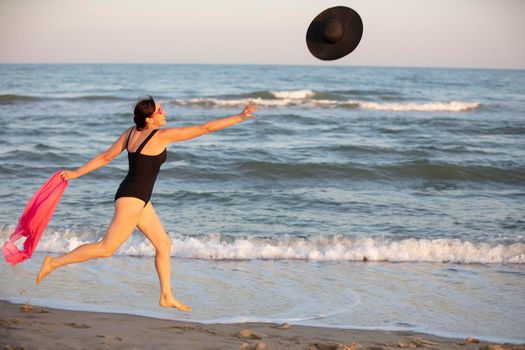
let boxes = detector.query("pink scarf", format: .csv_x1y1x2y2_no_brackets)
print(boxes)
2,171,68,266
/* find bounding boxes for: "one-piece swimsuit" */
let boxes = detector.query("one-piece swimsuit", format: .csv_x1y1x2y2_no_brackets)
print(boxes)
114,127,167,206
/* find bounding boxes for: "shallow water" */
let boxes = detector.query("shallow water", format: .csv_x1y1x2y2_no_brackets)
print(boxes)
2,252,524,344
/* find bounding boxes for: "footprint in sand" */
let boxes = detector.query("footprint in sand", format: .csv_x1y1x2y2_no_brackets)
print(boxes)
240,341,267,350
96,334,123,341
63,322,91,329
0,318,22,330
307,343,361,350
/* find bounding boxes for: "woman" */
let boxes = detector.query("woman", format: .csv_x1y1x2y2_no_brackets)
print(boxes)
36,96,257,312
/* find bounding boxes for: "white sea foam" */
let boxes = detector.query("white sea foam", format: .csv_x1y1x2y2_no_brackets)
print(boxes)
270,89,316,99
166,234,524,263
172,96,480,112
175,97,295,107
352,100,481,112
2,226,521,264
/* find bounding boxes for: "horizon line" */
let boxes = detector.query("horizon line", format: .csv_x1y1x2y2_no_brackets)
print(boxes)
0,62,524,71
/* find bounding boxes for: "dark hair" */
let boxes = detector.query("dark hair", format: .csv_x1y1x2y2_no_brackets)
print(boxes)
134,96,156,130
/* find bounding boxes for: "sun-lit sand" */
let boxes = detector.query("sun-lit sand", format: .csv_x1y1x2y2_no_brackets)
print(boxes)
2,300,523,350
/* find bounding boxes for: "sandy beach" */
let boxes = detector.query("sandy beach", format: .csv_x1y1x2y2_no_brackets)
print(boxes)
1,300,522,350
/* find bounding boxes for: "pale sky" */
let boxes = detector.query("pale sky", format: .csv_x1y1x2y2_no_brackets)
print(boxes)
1,0,524,69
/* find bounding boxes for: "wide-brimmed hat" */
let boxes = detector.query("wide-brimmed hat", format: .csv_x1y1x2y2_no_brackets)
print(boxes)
306,6,363,61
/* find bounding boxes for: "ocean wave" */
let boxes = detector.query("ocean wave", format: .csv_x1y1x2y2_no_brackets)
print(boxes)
2,227,523,264
270,89,316,99
353,101,480,112
0,149,72,162
2,89,480,112
227,89,401,101
62,95,129,101
0,94,42,104
173,97,304,108
229,159,524,183
171,95,480,112
2,153,522,184
0,93,131,104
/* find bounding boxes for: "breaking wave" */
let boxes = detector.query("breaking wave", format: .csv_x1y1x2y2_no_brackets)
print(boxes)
170,89,480,112
1,90,481,112
2,227,522,264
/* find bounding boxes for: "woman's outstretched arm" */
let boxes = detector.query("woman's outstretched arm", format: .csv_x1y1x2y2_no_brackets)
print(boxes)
159,103,257,144
60,127,132,180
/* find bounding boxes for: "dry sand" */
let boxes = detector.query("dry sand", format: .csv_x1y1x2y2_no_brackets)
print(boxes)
1,300,523,350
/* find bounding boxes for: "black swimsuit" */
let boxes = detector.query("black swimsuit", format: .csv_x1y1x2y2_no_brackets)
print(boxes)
114,127,167,206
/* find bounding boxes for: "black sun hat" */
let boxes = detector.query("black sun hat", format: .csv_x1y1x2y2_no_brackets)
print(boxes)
306,6,363,61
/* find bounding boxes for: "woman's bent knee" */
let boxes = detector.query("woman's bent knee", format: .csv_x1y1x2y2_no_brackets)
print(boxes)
100,251,114,258
98,243,115,258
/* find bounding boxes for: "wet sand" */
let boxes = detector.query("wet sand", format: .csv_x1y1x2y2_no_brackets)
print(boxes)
1,300,523,350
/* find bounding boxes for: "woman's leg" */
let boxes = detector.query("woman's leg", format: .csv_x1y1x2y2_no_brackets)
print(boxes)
137,201,191,312
36,197,145,284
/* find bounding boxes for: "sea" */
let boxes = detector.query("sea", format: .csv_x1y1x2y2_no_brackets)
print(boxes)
0,64,524,344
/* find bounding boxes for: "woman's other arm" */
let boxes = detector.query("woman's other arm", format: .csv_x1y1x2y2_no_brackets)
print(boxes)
159,103,256,144
59,127,131,180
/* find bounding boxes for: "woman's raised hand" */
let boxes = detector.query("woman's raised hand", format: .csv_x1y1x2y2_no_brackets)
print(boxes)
59,170,79,181
239,102,257,120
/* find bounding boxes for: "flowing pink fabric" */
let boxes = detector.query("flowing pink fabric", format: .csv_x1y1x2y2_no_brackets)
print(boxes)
2,171,68,266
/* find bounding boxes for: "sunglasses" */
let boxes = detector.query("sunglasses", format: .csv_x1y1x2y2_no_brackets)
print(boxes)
152,105,165,116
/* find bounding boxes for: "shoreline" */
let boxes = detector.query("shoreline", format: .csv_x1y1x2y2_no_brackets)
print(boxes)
2,300,523,350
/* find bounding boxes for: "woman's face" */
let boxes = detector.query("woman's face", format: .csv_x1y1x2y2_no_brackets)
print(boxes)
148,103,167,128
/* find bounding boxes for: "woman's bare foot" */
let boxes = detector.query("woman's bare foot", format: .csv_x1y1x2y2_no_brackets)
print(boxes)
159,294,192,312
36,256,57,284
